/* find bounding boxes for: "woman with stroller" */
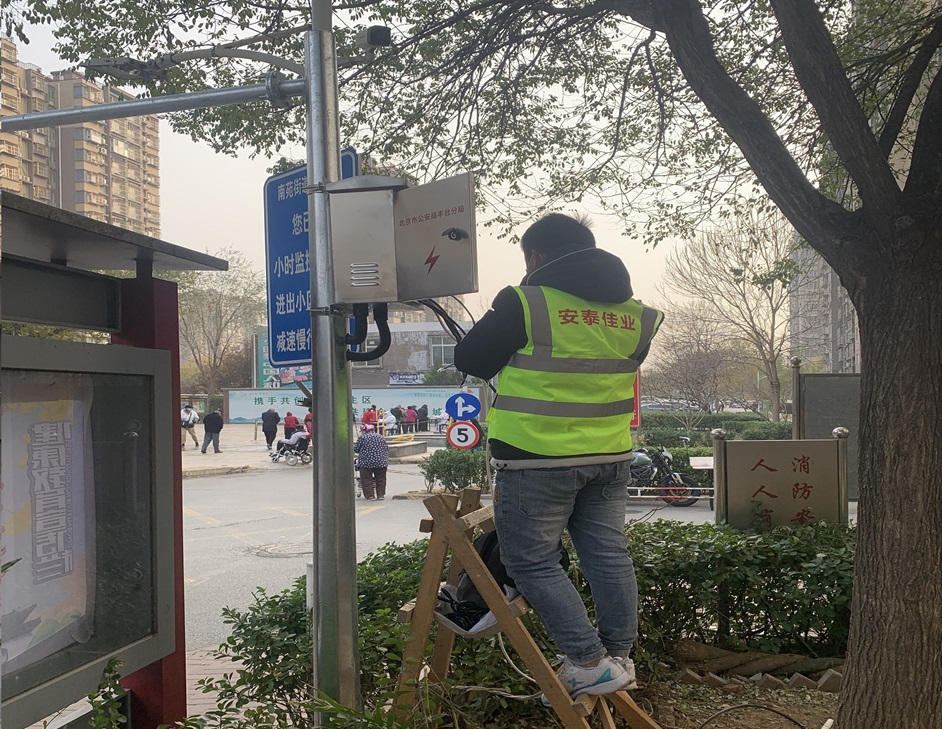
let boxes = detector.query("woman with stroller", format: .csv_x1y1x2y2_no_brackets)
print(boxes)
354,424,389,500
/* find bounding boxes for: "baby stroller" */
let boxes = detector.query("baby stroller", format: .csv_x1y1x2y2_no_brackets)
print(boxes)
270,432,312,466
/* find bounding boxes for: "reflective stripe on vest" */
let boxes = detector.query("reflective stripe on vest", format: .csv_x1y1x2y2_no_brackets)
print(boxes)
487,286,663,456
493,395,636,418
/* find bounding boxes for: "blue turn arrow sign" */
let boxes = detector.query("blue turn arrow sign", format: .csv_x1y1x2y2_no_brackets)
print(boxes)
445,392,481,421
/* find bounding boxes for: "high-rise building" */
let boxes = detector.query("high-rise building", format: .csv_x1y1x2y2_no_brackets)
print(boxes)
1,38,58,205
788,244,860,373
0,39,160,236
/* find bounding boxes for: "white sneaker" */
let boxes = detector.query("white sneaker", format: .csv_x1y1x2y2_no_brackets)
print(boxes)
611,656,638,690
540,655,630,706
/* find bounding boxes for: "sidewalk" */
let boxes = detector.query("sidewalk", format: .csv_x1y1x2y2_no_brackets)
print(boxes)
186,649,241,716
181,423,429,479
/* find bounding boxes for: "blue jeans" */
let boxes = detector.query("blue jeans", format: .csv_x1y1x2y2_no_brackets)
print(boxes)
494,461,637,664
201,432,221,452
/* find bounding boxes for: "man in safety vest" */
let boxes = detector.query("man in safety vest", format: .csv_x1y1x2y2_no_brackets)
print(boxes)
454,213,662,702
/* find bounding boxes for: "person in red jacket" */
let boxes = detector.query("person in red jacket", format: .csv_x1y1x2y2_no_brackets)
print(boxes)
403,405,418,433
283,411,300,439
360,405,378,426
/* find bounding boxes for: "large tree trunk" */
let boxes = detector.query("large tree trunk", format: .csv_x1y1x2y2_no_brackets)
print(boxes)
837,249,942,727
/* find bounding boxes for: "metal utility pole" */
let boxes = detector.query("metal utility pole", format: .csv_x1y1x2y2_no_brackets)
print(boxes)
304,0,361,712
4,1,363,711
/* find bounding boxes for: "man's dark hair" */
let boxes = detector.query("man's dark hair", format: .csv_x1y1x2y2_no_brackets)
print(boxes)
520,213,596,260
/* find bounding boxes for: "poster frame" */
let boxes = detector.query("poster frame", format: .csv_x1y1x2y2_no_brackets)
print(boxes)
1,335,175,729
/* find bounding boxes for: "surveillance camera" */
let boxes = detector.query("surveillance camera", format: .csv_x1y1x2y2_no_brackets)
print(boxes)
356,26,392,51
442,227,469,241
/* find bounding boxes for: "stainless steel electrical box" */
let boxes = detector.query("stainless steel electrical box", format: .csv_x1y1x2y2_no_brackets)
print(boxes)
328,172,478,304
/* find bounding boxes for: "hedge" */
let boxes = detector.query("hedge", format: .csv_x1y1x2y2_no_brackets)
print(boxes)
636,411,791,447
178,520,855,727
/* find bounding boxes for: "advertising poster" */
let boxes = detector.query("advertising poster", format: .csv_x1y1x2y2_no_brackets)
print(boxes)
352,387,482,422
227,387,306,423
388,371,425,386
226,386,483,424
1,371,95,676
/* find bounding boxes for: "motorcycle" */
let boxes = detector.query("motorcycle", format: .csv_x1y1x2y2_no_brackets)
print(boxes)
628,446,701,507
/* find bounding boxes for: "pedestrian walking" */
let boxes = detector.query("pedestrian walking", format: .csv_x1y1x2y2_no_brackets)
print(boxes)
354,424,389,500
181,404,200,449
454,212,663,702
201,408,225,454
260,407,281,450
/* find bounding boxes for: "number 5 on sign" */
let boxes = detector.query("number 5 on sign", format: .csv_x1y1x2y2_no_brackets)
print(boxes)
447,421,481,450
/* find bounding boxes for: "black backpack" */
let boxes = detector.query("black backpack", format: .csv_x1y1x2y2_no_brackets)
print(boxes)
438,530,570,630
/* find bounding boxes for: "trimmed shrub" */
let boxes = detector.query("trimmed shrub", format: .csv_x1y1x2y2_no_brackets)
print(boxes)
638,411,791,445
628,520,855,657
739,421,793,440
418,448,490,493
183,522,854,726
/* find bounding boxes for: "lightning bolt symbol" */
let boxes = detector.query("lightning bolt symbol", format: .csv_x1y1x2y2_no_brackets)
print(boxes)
425,247,440,274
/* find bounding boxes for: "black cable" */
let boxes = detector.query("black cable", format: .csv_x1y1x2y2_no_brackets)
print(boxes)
449,294,477,325
696,704,808,729
418,299,497,394
419,298,466,341
346,303,390,362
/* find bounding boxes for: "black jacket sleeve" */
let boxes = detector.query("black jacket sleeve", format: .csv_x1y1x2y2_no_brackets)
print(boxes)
454,286,527,380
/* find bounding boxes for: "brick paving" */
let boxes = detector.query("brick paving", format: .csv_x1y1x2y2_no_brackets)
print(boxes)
186,649,242,716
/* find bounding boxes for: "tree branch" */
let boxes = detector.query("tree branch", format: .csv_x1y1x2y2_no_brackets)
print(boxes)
636,0,854,259
769,0,900,225
869,18,942,159
903,64,942,203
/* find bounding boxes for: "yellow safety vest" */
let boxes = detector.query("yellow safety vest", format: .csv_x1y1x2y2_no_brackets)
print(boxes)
487,286,663,457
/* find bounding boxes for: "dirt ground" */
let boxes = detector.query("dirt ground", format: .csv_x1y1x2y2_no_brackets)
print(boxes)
638,682,838,728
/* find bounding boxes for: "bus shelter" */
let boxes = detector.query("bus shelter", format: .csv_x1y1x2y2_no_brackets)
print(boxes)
1,192,227,728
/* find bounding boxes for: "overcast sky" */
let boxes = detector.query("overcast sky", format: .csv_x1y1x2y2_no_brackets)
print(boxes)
17,25,678,316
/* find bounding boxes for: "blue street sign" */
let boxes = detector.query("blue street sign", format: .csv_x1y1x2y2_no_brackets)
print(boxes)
264,150,358,367
445,392,481,421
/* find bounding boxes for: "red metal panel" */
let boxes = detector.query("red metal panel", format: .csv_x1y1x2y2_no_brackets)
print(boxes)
112,276,187,727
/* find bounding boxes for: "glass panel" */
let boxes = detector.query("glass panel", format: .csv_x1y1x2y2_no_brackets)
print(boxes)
0,370,156,700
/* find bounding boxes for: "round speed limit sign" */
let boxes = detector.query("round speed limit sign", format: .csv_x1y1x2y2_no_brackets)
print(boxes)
446,421,481,450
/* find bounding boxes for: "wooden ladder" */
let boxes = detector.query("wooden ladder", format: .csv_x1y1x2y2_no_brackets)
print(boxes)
393,489,661,729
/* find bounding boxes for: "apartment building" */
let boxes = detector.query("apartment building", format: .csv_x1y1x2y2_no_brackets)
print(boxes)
1,38,58,205
0,39,160,236
788,244,861,373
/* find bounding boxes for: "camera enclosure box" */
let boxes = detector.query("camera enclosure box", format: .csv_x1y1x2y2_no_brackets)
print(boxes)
328,172,478,304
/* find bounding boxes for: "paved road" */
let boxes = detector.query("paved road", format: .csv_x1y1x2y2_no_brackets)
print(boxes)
182,464,719,651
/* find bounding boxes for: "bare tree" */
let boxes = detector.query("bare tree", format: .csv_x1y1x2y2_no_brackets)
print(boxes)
644,302,757,428
178,249,265,404
662,213,797,421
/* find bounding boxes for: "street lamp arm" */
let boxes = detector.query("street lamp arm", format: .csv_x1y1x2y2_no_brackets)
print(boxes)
153,48,305,77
